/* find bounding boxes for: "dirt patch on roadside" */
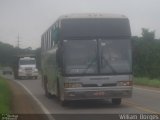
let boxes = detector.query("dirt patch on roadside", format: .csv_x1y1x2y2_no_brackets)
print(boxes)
7,79,48,120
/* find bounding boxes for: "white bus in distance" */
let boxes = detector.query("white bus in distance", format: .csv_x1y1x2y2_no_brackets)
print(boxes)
18,57,39,79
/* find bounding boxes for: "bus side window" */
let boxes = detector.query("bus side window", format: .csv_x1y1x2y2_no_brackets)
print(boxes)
52,28,59,46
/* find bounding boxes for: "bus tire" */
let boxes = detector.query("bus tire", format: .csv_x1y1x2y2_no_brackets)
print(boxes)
60,100,68,106
18,76,22,80
57,80,67,106
44,76,53,98
57,80,61,100
112,98,121,105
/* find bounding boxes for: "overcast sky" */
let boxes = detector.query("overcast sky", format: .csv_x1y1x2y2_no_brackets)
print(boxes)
0,0,160,49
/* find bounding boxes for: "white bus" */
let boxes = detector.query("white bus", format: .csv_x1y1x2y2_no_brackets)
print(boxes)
41,13,133,106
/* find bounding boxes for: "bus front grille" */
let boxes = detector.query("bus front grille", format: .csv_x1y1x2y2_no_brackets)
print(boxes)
82,83,117,87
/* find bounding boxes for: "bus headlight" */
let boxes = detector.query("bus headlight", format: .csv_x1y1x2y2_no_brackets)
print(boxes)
64,83,82,88
33,68,38,73
117,81,132,86
18,69,24,73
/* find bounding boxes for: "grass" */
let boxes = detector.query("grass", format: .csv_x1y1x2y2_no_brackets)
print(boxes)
0,76,11,113
134,77,160,88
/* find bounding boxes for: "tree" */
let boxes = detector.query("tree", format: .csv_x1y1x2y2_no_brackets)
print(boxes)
132,28,160,79
141,28,155,41
34,48,41,70
0,42,15,66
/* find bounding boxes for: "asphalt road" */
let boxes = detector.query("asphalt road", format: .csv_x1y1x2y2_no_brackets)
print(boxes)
3,74,160,120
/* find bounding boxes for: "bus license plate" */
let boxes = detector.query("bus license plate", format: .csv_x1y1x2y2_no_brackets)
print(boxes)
93,91,105,96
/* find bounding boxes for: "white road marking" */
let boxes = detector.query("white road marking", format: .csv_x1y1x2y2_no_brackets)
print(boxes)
14,80,55,120
134,86,160,94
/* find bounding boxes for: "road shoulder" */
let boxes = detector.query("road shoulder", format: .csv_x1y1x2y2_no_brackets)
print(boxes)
7,79,44,113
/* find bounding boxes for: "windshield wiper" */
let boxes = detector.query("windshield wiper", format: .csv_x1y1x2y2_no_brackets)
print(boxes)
82,57,97,74
101,56,117,74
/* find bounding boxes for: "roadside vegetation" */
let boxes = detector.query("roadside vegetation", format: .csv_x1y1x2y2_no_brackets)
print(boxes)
132,28,160,78
134,77,160,88
132,28,160,87
0,77,11,113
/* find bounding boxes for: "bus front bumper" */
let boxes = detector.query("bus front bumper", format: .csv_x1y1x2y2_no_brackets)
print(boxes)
18,72,38,77
64,87,132,100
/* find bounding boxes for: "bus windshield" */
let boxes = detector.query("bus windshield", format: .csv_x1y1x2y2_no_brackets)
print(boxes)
19,59,36,65
100,39,132,74
63,39,132,75
63,40,98,74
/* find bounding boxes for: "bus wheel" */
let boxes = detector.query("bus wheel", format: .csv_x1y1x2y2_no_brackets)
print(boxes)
57,80,61,100
44,78,53,98
112,98,121,105
60,100,68,106
18,76,22,80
